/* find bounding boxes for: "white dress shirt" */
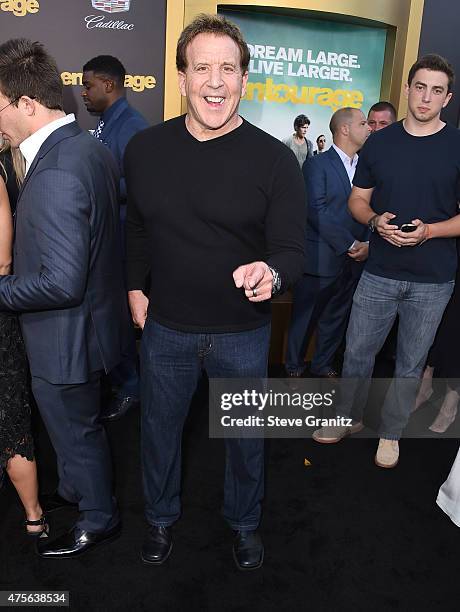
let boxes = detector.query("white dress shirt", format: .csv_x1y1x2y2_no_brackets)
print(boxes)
19,113,76,175
331,143,358,185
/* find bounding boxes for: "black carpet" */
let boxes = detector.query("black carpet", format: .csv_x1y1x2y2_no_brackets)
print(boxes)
1,368,460,611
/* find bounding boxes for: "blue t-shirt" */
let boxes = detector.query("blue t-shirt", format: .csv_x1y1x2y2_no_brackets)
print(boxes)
353,120,460,283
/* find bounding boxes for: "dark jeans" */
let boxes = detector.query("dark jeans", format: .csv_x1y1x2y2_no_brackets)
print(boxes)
140,319,270,530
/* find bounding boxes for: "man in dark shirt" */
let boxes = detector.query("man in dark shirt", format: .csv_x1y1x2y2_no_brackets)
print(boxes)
313,54,460,469
82,55,149,421
124,14,305,570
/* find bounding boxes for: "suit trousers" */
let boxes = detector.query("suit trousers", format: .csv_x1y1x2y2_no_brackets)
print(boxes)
32,372,119,532
285,273,337,375
286,260,362,375
108,204,140,398
310,259,363,375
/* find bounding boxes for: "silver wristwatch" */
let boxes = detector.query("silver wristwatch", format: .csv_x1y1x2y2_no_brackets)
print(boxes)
268,266,281,296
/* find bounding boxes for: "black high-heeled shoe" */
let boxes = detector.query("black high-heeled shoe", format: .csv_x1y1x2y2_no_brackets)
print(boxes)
25,515,49,539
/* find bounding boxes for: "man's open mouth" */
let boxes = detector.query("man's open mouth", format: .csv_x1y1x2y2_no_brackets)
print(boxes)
204,96,224,105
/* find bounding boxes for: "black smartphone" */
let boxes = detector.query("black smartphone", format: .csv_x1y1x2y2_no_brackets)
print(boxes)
400,223,417,233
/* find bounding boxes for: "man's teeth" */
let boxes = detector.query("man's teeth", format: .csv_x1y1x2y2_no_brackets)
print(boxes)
205,96,224,103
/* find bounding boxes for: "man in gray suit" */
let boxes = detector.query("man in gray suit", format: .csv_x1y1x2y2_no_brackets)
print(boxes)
0,39,125,557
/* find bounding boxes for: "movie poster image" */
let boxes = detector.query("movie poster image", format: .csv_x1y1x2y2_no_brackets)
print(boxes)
219,9,386,147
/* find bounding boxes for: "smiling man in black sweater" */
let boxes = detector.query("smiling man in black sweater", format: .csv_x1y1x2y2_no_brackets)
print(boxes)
124,14,305,571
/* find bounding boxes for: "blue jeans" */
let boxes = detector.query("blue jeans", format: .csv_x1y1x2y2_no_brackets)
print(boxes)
140,319,270,530
339,271,454,439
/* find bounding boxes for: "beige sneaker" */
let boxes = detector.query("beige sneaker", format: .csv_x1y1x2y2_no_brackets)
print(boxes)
375,438,399,468
312,421,364,444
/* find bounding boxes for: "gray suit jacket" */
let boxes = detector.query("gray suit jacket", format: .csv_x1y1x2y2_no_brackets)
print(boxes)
0,121,128,384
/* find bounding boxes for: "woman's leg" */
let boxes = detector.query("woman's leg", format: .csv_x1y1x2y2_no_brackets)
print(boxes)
429,386,459,433
413,365,435,412
6,454,44,533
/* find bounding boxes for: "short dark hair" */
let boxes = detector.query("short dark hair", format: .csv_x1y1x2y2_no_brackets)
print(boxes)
294,114,310,130
368,101,397,121
408,54,455,93
0,38,63,110
316,134,326,144
176,13,250,73
83,55,126,88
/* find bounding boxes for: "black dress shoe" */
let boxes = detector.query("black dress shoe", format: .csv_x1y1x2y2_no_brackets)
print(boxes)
233,530,264,571
311,368,339,379
39,491,78,514
100,396,139,422
141,526,172,565
37,522,121,558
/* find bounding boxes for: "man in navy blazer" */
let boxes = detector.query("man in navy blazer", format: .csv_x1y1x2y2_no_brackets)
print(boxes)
0,39,126,557
285,107,371,378
82,55,149,421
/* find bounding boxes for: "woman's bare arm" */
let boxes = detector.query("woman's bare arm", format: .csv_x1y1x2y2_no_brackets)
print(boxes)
0,177,13,275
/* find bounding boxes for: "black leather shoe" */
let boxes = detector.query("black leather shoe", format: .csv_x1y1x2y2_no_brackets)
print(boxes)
141,526,172,565
37,522,121,558
39,491,78,514
311,368,339,379
233,530,264,571
100,396,139,422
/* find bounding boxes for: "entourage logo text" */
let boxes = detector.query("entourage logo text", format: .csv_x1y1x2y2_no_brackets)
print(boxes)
61,71,156,93
0,0,39,17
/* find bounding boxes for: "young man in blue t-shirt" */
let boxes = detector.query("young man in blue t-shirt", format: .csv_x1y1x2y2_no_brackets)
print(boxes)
313,54,460,468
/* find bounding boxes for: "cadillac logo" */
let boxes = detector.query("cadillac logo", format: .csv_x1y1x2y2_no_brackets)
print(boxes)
91,0,131,13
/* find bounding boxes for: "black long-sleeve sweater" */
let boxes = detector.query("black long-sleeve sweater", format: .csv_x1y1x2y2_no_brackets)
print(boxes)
124,115,306,333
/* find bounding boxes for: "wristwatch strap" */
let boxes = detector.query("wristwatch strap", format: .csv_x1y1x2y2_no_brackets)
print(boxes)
268,266,281,296
367,214,379,232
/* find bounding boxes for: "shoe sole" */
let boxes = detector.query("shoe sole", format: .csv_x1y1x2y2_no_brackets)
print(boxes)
232,548,264,571
312,423,364,445
312,429,350,444
37,528,121,559
374,457,399,469
141,542,173,565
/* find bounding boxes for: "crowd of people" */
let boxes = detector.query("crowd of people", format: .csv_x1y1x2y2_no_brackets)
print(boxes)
1,13,460,572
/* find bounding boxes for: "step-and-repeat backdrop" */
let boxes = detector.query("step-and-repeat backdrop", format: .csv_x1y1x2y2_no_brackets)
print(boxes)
0,0,166,129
